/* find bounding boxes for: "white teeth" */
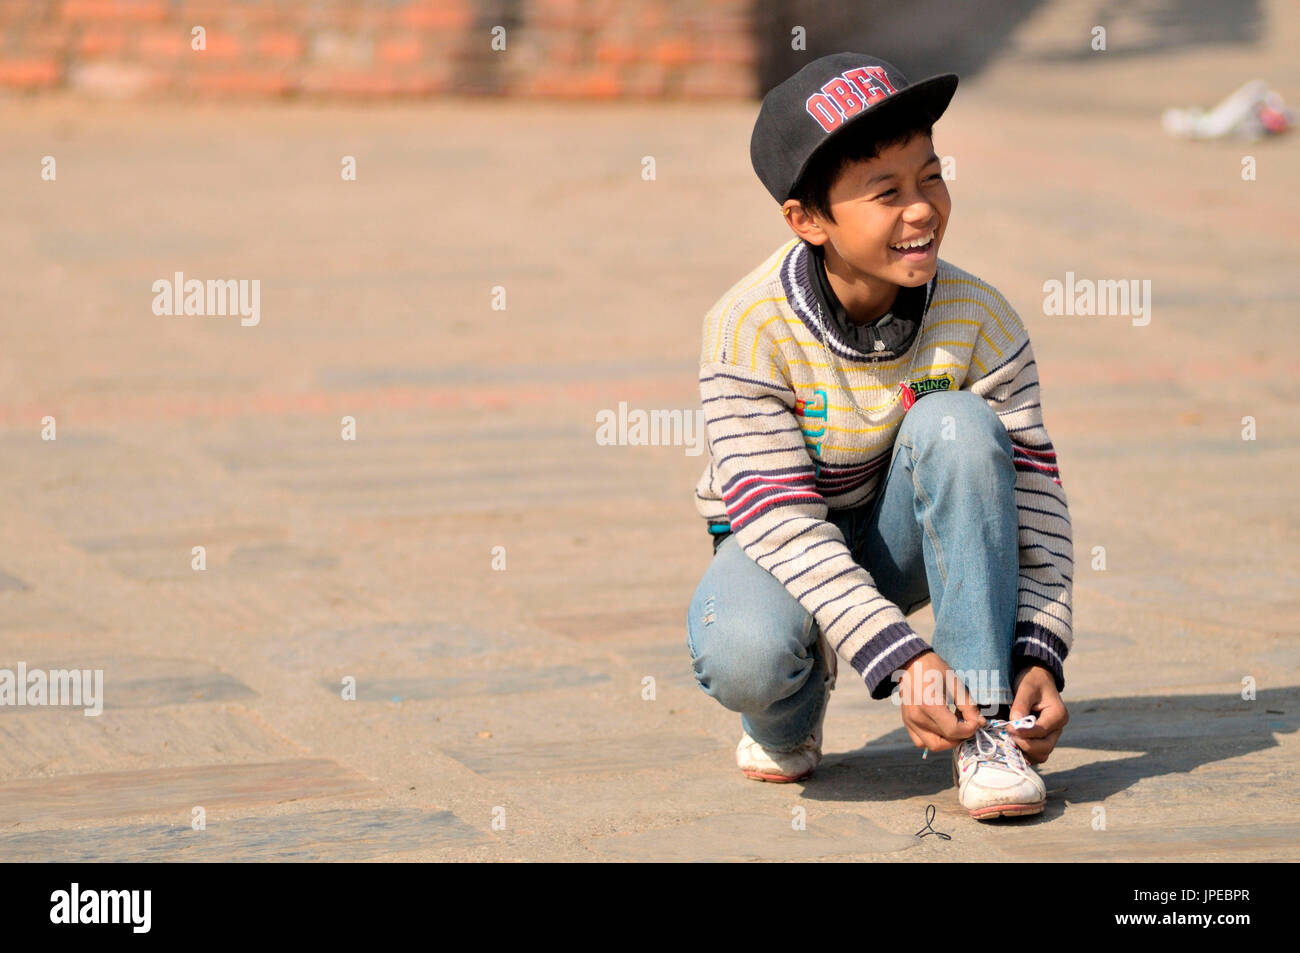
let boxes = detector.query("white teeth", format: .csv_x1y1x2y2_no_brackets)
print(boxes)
890,231,935,250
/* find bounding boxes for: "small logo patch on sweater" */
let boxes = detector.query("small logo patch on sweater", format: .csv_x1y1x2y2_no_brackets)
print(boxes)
899,374,954,410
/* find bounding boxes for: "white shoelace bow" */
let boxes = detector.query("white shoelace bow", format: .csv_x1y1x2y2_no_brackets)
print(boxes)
921,715,1037,761
968,716,1037,771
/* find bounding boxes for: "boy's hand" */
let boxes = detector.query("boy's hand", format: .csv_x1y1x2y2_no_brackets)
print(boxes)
895,650,985,753
1007,664,1068,764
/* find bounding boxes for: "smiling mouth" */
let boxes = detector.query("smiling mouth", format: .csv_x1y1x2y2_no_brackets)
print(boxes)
889,230,936,254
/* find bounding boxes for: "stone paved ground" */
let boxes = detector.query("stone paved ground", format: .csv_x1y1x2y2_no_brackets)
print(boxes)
1,1,1297,861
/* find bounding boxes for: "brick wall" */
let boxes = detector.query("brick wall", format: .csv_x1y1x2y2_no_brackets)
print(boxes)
0,0,758,99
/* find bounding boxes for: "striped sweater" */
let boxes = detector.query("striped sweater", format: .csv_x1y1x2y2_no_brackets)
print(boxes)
694,237,1074,698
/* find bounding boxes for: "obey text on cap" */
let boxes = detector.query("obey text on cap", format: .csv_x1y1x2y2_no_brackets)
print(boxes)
805,66,900,132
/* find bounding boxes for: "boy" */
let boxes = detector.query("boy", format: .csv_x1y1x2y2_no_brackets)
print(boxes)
686,53,1073,820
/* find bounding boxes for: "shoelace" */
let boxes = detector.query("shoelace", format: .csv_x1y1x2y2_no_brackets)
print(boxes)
966,716,1036,773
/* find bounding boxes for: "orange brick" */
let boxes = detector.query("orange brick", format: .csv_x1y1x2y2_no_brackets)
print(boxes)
518,70,569,97
179,0,236,22
634,2,669,33
0,57,62,89
690,34,757,67
521,67,621,100
399,67,453,95
176,0,284,24
257,31,303,61
651,38,692,68
622,61,668,99
531,33,583,68
22,27,74,55
194,30,239,59
299,68,403,97
533,0,583,24
384,69,453,96
76,30,128,56
136,27,188,59
582,0,622,25
576,67,622,99
399,1,472,30
376,36,421,66
60,0,167,23
418,30,462,59
69,60,170,95
594,39,641,66
0,4,30,27
187,68,290,96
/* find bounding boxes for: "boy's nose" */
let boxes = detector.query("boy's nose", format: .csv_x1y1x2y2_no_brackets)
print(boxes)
904,209,938,228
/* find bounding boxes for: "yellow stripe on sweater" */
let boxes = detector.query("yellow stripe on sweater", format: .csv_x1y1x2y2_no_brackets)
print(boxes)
937,276,1022,334
914,362,974,373
822,419,903,435
728,298,788,370
782,350,917,370
917,339,974,350
932,285,1018,344
753,319,818,370
803,380,908,392
918,315,1002,359
711,239,798,362
826,399,895,413
921,318,982,331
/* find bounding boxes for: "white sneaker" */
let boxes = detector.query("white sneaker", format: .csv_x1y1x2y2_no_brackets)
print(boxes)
735,630,836,783
952,718,1047,820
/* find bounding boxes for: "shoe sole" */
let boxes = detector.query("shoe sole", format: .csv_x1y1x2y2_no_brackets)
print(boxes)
741,768,814,783
968,801,1046,820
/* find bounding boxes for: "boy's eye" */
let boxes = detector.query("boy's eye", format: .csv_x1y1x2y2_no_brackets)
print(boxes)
877,174,942,198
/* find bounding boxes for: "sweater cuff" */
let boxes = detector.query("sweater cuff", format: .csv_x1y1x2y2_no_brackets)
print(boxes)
1011,621,1068,692
849,622,933,700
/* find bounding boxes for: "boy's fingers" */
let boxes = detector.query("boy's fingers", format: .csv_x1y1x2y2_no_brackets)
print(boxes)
956,702,987,729
1011,728,1062,763
915,726,958,752
924,705,956,736
1011,702,1068,738
923,705,976,743
1035,702,1069,732
948,677,976,709
902,716,953,753
1008,719,1049,739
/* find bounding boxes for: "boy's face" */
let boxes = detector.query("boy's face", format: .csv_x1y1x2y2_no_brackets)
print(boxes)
795,133,950,292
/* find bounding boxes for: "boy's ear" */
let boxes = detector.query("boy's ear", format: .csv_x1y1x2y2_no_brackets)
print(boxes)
782,201,827,245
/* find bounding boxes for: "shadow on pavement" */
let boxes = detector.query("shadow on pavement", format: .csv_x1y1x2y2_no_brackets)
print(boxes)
801,687,1298,813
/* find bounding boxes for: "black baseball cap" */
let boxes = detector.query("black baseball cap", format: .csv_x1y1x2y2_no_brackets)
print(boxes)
750,53,958,204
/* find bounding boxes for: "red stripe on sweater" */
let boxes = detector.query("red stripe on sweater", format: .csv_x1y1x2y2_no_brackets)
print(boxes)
730,490,824,528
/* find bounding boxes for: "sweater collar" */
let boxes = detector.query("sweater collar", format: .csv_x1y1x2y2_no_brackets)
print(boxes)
781,239,935,362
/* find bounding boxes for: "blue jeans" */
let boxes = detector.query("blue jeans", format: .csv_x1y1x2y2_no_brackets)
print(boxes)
686,391,1019,751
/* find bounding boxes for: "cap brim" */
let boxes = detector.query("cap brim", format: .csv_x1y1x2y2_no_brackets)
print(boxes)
788,73,958,200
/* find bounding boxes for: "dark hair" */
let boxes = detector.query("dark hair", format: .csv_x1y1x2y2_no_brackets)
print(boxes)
788,111,934,225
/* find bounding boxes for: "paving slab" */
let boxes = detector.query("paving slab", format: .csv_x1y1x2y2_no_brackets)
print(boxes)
0,0,1296,860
